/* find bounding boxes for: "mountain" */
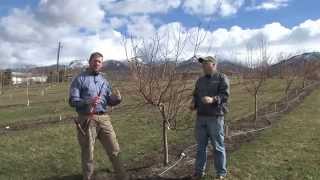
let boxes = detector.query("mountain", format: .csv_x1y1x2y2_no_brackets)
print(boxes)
177,56,247,75
3,63,37,72
68,60,88,69
287,52,320,63
102,60,129,72
272,52,320,69
271,52,320,79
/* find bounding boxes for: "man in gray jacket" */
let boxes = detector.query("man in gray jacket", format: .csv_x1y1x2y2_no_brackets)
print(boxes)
190,56,230,180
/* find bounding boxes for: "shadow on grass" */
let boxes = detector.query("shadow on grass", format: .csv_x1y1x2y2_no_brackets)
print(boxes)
42,174,191,180
42,174,82,180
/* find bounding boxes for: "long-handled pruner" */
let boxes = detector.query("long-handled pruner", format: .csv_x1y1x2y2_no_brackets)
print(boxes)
74,118,86,136
83,82,105,134
77,81,105,136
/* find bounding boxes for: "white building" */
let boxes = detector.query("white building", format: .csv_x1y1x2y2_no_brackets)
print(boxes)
11,72,47,85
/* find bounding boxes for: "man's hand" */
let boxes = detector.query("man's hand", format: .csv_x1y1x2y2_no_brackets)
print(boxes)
201,96,215,104
113,88,121,100
87,96,101,106
189,100,196,111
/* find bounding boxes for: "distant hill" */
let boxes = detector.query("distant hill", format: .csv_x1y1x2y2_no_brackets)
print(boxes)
7,52,319,79
271,52,320,79
177,57,247,75
5,63,37,72
68,60,88,69
273,52,320,67
102,60,129,72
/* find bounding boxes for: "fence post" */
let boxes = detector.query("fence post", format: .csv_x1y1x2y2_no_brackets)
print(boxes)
274,103,277,112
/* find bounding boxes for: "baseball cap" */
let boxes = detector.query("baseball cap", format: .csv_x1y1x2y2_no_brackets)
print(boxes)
198,56,217,64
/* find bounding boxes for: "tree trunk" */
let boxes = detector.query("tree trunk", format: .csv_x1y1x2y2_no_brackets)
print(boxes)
302,77,306,89
26,80,30,107
0,72,3,95
254,93,258,121
162,120,169,166
286,92,289,108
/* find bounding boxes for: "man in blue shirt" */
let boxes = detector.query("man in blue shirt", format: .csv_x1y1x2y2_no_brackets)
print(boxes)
190,56,230,180
69,52,128,180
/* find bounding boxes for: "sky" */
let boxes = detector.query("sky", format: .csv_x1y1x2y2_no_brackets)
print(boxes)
0,0,319,68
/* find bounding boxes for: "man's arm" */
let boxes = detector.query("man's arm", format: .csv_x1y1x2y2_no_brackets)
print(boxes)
215,74,230,105
69,77,87,108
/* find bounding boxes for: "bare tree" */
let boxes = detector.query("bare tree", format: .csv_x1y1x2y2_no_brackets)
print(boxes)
241,35,270,121
300,57,320,88
26,77,30,107
123,27,203,165
276,52,298,106
0,71,3,95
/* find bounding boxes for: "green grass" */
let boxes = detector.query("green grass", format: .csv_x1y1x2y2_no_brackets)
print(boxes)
0,78,303,125
0,96,195,179
225,87,320,180
0,78,311,179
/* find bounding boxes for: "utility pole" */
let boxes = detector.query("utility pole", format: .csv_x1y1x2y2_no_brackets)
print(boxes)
26,77,30,107
56,42,62,83
0,71,3,95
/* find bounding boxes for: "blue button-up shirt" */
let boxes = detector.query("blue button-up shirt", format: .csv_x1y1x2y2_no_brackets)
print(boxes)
69,70,116,114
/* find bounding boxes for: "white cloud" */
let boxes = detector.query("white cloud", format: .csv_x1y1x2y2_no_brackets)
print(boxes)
101,0,181,15
126,16,156,38
261,22,291,41
37,0,105,29
193,18,320,61
108,17,129,29
220,0,245,16
124,18,320,63
0,0,127,68
247,0,290,11
0,0,319,68
182,0,245,17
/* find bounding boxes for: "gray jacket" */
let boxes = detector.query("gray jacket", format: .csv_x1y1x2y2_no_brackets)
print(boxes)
193,72,230,117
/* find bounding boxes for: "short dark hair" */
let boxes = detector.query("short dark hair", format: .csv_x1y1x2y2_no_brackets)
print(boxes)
89,52,103,62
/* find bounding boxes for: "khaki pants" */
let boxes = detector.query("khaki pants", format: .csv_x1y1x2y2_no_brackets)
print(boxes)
77,114,128,180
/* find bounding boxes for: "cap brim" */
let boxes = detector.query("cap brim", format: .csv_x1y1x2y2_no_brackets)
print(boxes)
198,58,215,64
198,57,206,63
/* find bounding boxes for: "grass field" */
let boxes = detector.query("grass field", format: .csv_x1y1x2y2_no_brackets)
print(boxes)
226,86,320,180
0,78,313,179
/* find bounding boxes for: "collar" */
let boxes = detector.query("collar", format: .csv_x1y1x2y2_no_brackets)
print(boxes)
205,71,218,78
86,68,100,76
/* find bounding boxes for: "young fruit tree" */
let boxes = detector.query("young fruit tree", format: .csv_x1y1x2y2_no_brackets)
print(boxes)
241,35,270,122
276,52,298,107
122,26,206,165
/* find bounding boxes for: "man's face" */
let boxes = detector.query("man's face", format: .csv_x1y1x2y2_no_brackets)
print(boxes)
89,56,103,73
202,62,216,75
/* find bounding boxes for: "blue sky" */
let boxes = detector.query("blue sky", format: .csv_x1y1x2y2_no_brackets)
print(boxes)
1,0,318,29
0,0,319,67
155,0,320,29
